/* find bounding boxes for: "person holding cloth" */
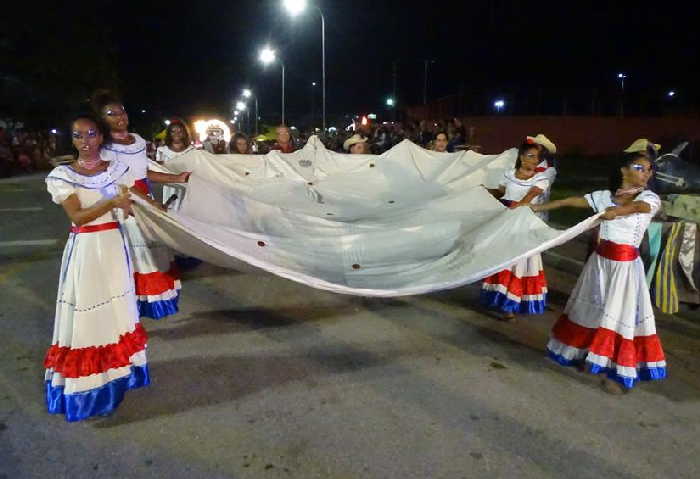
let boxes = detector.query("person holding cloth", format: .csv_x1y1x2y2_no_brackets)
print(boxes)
532,151,665,394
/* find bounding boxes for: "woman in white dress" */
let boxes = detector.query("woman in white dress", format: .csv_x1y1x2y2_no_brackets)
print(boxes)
92,90,189,319
527,134,557,221
481,142,550,321
157,118,195,211
44,114,148,421
533,152,665,393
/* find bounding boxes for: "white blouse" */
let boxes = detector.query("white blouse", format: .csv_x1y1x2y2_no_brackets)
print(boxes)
500,169,550,203
45,157,133,226
585,189,661,247
103,133,149,179
156,145,195,164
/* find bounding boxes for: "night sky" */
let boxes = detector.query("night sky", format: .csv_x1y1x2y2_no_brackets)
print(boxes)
5,1,700,125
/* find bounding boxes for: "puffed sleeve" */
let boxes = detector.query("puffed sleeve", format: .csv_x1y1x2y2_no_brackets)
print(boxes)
637,190,661,215
533,178,550,191
584,190,607,213
539,165,557,183
499,170,510,188
45,170,76,204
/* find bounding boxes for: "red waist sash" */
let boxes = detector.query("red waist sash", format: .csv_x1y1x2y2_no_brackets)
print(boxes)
70,221,119,234
596,239,639,261
133,178,150,195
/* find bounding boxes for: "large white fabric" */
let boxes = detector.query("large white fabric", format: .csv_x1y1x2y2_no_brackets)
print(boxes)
131,136,600,297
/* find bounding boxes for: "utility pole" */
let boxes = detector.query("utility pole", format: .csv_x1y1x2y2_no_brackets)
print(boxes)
392,60,398,121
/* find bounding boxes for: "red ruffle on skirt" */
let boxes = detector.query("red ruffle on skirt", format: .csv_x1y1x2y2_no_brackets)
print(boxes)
551,314,665,367
44,323,148,378
134,263,180,296
482,269,547,297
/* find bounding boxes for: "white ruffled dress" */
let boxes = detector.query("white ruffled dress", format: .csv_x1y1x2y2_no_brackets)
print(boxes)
44,158,149,422
481,169,550,314
104,134,181,318
547,189,667,388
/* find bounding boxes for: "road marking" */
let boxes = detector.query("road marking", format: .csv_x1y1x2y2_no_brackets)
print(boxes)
0,207,43,212
0,239,59,247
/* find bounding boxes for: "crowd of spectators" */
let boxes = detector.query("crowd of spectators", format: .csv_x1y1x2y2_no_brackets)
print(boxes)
0,127,58,177
225,118,477,157
295,117,476,155
0,117,477,177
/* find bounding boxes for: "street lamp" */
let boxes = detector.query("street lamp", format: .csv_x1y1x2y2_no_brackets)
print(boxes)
282,0,326,133
617,73,627,116
259,45,286,125
668,90,676,97
617,72,627,90
242,89,259,136
386,97,395,107
164,119,171,126
236,101,247,111
493,99,505,113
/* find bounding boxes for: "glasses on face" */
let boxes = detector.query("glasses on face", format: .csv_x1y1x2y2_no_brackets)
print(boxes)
105,107,127,117
630,164,652,173
72,129,98,140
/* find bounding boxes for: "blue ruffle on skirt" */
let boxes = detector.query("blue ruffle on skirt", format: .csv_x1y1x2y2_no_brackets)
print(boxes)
46,365,150,422
480,289,547,315
137,293,179,319
546,349,667,389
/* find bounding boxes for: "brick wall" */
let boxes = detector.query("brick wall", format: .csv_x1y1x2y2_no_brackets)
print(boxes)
406,114,700,156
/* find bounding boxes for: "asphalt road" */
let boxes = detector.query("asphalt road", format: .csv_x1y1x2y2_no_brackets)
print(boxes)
1,173,699,479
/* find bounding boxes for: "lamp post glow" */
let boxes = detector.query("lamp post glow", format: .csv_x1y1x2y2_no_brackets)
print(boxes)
493,99,505,113
236,101,247,111
617,73,627,117
386,97,395,107
283,0,326,133
668,90,676,97
242,89,259,135
617,72,627,90
282,0,306,16
259,46,286,125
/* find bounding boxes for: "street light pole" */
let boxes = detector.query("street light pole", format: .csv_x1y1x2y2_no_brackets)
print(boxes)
281,63,286,125
254,96,259,136
259,46,285,126
320,9,326,133
617,73,627,117
282,1,326,133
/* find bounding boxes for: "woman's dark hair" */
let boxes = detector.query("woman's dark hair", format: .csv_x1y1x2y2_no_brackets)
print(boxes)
608,152,654,192
90,89,123,118
230,132,249,154
164,118,191,148
515,141,541,169
69,113,112,154
434,131,448,141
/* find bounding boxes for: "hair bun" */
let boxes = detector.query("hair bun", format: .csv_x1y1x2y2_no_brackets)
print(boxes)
90,89,122,116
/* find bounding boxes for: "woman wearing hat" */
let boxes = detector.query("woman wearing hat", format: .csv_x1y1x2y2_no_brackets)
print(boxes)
532,151,665,394
343,134,369,154
481,141,550,321
526,134,557,220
